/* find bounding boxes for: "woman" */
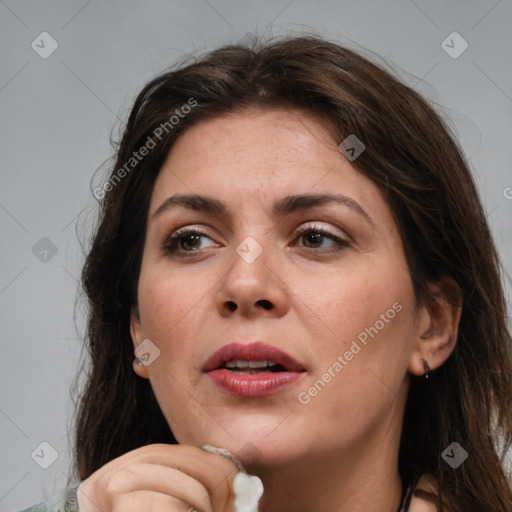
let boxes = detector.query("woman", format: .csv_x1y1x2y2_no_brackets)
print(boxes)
20,35,512,512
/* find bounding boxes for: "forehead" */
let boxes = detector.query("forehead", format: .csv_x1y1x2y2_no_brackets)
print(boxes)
150,108,385,220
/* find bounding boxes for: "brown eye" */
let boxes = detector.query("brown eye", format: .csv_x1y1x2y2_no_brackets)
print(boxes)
294,224,350,253
162,228,217,256
301,231,329,248
176,233,202,251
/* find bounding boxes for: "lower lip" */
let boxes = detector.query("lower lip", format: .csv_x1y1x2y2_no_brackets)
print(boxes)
206,369,305,397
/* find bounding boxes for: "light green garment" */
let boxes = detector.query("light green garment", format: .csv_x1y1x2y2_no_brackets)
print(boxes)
18,487,79,512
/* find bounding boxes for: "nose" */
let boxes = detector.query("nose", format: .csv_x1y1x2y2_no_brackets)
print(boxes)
215,241,289,319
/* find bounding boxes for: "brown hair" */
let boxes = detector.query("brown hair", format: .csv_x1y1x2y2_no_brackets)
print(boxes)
71,35,512,511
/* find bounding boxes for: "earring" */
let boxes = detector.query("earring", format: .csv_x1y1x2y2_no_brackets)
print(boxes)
135,358,143,367
421,358,431,379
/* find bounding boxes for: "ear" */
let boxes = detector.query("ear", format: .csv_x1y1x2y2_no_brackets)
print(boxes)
408,276,462,377
130,306,149,379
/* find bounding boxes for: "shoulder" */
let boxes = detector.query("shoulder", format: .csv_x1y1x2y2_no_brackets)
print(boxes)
17,486,78,512
408,474,443,512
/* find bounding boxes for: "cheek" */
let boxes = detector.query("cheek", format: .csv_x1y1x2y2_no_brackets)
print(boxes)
307,280,416,401
136,267,215,440
137,267,210,365
298,256,417,412
297,295,416,439
296,257,413,356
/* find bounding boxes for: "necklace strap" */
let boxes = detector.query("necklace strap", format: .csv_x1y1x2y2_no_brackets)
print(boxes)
397,468,424,512
397,481,414,512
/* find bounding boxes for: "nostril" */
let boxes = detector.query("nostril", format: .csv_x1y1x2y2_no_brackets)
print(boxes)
257,299,272,310
227,301,237,311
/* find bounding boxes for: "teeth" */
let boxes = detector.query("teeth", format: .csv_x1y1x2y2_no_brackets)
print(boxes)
249,360,273,368
224,360,277,369
230,369,274,374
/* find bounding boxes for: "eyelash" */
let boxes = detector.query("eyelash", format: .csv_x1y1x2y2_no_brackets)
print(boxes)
162,224,350,258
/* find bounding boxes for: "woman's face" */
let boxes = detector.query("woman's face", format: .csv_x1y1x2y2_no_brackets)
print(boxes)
131,108,425,469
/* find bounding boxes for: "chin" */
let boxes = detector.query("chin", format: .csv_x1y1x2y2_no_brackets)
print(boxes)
196,417,304,468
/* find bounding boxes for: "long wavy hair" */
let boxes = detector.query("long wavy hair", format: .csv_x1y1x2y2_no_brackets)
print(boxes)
70,35,512,511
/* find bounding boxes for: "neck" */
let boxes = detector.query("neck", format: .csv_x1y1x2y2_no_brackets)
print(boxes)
253,392,407,512
256,448,403,512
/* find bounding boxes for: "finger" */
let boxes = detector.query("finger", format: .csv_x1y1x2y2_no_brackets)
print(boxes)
88,445,238,511
105,463,215,512
112,490,192,512
114,445,238,510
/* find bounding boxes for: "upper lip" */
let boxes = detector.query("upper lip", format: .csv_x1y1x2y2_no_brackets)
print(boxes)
203,342,305,372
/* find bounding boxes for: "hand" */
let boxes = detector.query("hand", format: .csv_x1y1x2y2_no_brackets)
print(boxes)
76,444,239,512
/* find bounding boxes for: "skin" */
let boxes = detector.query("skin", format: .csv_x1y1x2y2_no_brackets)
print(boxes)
79,108,461,512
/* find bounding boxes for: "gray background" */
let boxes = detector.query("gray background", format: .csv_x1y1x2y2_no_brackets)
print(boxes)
1,0,511,510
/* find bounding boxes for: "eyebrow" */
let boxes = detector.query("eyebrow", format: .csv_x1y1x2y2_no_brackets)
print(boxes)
152,192,374,226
